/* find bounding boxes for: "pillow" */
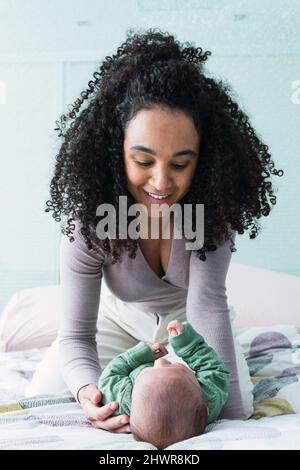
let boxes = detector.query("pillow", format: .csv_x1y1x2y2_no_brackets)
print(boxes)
227,263,300,328
0,285,61,352
237,324,300,419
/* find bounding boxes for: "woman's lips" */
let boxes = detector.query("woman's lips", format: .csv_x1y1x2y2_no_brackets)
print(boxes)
143,190,172,204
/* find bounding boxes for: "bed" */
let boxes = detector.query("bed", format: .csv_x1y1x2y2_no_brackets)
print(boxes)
0,262,299,450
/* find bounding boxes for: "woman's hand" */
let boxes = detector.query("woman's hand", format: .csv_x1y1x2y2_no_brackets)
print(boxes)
77,384,131,433
149,342,168,359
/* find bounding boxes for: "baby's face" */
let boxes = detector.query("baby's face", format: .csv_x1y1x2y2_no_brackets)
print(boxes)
136,357,200,389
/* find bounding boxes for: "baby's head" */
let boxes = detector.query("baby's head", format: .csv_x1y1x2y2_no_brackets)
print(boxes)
130,358,208,449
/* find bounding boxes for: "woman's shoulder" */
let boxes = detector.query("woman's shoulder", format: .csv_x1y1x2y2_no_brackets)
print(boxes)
61,218,107,265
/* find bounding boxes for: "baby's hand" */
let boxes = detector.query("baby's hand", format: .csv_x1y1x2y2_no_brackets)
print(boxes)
149,342,168,359
167,320,184,337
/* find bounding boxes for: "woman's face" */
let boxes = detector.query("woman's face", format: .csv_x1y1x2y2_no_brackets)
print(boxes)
123,106,200,215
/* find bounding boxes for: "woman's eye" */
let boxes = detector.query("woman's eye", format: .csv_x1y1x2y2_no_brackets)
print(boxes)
136,161,188,170
173,164,188,170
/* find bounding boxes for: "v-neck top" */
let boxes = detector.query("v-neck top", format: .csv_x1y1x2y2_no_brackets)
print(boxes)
137,230,176,280
137,236,173,281
59,219,245,419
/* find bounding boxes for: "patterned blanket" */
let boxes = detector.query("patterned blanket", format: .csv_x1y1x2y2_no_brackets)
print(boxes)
239,325,300,419
0,325,300,449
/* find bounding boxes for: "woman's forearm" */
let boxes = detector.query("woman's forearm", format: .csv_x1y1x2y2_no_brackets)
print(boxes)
59,219,105,399
186,232,247,419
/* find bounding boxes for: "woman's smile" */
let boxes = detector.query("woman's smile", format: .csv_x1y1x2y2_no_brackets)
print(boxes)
143,189,172,204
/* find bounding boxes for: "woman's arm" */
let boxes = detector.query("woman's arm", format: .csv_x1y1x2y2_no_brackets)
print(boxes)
186,230,247,419
59,219,130,432
59,219,104,399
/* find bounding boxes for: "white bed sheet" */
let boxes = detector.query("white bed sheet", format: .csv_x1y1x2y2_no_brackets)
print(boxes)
0,348,300,450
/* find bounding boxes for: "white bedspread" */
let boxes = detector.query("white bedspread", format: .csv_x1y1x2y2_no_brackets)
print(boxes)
0,344,300,450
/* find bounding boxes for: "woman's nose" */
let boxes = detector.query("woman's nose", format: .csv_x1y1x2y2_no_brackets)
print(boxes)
149,167,172,193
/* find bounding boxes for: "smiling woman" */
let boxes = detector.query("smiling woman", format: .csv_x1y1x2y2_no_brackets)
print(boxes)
123,106,200,213
32,28,284,437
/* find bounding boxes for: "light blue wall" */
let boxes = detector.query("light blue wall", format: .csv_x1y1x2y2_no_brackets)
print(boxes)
0,0,299,312
207,55,300,276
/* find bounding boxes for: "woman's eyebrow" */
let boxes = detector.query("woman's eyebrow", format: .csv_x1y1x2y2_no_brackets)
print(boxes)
129,145,197,157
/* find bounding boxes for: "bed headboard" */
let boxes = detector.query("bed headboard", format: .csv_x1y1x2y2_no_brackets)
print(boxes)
227,262,300,328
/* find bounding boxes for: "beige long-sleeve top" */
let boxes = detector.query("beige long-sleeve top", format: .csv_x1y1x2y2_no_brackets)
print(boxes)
59,219,245,418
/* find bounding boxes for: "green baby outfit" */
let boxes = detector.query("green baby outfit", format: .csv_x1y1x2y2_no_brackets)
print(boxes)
98,321,230,423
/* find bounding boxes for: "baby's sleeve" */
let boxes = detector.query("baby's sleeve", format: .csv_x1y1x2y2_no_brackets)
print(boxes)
98,342,155,416
170,322,230,423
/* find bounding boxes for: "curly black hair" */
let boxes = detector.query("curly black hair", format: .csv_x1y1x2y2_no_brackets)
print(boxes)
45,28,284,262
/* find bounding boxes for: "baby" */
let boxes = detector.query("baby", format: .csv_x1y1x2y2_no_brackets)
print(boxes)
98,320,230,449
